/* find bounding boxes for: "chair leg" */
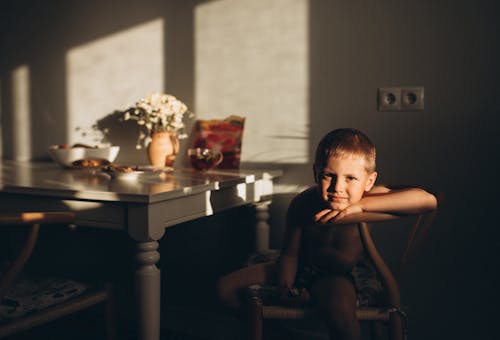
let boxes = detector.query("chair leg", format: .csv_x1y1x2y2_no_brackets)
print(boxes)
247,294,263,340
369,321,387,340
389,312,404,340
104,283,117,340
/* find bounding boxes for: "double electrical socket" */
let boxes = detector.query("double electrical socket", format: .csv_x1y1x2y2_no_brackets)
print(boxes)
377,87,424,111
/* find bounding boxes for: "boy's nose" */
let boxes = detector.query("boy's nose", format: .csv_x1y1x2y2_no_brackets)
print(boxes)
328,178,343,193
332,179,344,193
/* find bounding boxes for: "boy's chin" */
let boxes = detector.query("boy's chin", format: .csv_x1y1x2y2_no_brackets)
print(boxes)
327,202,348,211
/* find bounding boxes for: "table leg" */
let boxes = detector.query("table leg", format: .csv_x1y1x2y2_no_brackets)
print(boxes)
255,201,271,252
135,240,161,340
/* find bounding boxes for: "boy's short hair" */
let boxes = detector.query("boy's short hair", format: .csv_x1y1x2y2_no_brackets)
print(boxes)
314,128,376,173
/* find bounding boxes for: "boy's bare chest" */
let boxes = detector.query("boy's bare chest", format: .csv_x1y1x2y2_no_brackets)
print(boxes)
302,223,359,248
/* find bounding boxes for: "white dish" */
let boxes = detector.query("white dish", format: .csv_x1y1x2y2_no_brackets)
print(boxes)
109,171,145,181
102,165,170,181
48,145,120,168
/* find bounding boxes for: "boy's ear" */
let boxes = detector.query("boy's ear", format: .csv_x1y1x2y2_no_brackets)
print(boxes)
364,171,377,191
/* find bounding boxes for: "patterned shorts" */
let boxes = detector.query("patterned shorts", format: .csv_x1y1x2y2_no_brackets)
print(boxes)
295,261,383,307
245,251,383,307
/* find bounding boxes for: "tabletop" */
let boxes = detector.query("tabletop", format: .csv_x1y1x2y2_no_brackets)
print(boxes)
0,160,283,238
0,160,282,203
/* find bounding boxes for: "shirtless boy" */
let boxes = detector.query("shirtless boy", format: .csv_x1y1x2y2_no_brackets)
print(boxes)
217,128,437,340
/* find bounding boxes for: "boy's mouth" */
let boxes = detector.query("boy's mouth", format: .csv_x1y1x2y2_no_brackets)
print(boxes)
328,195,347,203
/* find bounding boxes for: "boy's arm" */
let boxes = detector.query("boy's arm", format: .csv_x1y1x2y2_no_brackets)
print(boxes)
316,185,437,222
361,185,437,213
276,200,311,305
277,193,307,288
277,207,301,288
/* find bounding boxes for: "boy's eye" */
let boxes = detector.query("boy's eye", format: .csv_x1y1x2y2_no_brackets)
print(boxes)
321,172,335,180
346,176,357,181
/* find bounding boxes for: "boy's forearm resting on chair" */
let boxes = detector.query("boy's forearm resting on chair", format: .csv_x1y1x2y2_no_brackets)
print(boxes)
320,187,437,222
359,187,437,215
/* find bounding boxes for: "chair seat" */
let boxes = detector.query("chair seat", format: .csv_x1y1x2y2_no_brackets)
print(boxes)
260,305,391,321
0,288,112,339
0,277,88,321
0,212,116,339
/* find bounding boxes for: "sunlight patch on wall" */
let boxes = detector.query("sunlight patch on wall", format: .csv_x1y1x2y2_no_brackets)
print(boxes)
195,0,309,164
66,19,164,146
12,65,31,161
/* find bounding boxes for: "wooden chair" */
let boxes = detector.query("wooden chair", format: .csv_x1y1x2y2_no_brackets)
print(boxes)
0,212,116,339
245,210,437,340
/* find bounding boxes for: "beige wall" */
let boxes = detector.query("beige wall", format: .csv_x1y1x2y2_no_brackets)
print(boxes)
1,0,498,339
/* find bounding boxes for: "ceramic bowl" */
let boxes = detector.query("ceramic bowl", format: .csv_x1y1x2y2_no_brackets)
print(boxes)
48,145,120,168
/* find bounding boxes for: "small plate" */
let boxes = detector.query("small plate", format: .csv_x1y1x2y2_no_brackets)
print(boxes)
136,165,174,172
101,164,169,181
109,171,145,181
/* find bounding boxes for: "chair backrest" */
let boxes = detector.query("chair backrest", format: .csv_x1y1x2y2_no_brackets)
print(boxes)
246,209,439,340
0,212,75,300
398,208,438,277
332,210,438,307
0,211,117,340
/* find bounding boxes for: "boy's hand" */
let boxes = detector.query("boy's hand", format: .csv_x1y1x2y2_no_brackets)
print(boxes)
277,285,310,306
314,204,363,223
333,204,363,220
314,208,340,223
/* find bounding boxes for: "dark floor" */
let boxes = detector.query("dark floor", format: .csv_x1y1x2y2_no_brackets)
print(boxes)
2,302,384,340
1,305,239,340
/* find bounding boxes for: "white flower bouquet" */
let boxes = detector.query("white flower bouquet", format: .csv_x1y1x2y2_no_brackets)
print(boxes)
123,93,192,149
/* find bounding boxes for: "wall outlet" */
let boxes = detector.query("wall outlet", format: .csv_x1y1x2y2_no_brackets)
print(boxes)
377,86,424,111
377,87,401,111
401,87,424,111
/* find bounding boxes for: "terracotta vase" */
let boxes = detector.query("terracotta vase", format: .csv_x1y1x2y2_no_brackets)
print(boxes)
147,131,179,167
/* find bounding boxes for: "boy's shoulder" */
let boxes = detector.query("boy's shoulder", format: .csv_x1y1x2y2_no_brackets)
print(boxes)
286,186,324,226
289,186,321,211
293,185,317,199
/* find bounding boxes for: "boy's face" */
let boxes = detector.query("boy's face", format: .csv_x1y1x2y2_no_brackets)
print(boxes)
314,153,377,211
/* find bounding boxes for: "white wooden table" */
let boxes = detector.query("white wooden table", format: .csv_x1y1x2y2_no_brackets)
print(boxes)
0,160,282,340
